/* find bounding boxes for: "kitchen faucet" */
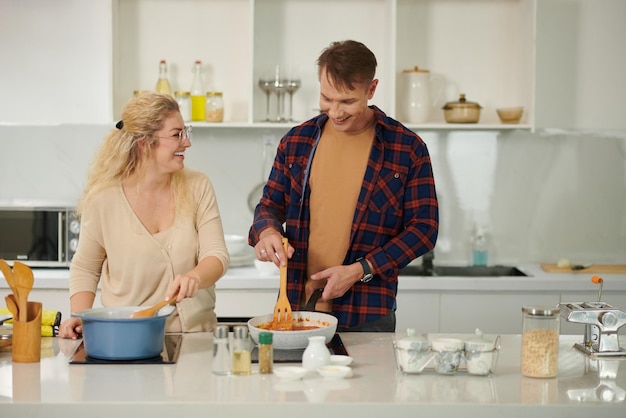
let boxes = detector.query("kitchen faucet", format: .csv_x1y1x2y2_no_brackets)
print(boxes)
422,251,435,276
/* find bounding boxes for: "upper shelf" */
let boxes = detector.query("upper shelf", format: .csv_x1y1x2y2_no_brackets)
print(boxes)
3,1,624,130
189,121,533,131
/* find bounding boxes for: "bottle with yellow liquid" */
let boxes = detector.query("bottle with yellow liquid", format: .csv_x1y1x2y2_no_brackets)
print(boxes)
190,60,205,121
155,60,172,95
231,326,251,375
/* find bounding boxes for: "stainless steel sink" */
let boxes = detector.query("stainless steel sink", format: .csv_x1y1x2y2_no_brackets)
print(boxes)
400,265,528,277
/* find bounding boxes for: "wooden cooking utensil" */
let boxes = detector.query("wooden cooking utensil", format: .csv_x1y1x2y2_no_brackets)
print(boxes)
0,259,19,298
130,290,179,319
12,261,34,322
272,237,293,330
5,294,19,320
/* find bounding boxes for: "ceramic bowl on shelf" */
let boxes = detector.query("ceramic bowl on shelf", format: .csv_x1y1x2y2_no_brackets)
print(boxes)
496,107,524,124
224,234,247,256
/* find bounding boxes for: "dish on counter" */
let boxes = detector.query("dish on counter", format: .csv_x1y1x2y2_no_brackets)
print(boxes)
273,366,308,380
317,365,352,379
330,355,353,366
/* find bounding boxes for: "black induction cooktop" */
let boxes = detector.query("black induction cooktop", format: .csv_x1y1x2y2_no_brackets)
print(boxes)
251,333,348,363
69,334,182,365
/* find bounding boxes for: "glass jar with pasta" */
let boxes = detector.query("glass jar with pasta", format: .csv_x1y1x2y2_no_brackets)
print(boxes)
521,306,560,378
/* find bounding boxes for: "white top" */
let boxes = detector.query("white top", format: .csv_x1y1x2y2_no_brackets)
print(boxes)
0,333,624,417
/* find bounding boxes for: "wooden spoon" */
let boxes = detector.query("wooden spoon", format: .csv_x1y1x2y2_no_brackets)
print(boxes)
130,290,179,319
5,294,19,320
12,261,34,322
272,237,293,330
0,259,19,298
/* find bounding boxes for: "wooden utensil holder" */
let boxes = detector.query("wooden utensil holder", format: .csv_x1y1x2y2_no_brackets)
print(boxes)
12,301,42,363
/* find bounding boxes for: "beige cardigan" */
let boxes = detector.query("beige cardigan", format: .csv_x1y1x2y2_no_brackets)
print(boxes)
69,170,229,332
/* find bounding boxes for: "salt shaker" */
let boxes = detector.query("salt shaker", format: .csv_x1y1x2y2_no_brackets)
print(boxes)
211,325,231,375
521,306,560,378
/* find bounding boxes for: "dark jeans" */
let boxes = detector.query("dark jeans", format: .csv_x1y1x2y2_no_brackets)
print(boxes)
339,310,396,332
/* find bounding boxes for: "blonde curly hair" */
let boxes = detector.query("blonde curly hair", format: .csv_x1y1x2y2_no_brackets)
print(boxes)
78,92,192,215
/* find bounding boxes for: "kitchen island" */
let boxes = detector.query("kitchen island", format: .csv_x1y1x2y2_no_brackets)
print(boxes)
0,333,624,418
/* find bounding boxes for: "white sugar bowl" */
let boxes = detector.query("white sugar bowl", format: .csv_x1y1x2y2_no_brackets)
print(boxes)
464,329,498,376
394,328,432,374
431,337,464,374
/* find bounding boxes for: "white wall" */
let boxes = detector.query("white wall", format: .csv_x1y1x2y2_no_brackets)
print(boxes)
1,125,625,266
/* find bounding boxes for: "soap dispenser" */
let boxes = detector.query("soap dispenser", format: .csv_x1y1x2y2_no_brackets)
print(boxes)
471,224,489,266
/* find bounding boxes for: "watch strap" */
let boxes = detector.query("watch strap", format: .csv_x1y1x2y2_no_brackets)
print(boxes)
357,257,373,283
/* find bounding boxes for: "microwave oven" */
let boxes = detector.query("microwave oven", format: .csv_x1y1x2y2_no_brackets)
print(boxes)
0,206,80,268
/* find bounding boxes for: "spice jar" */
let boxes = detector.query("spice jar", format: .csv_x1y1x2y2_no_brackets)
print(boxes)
231,325,251,376
521,306,560,378
211,325,231,375
175,91,192,122
205,91,224,122
258,332,273,374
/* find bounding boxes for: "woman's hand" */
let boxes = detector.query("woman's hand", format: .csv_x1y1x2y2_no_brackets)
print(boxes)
169,272,200,302
58,317,83,340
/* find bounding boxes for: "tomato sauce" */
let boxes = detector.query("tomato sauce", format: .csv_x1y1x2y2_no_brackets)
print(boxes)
257,316,329,331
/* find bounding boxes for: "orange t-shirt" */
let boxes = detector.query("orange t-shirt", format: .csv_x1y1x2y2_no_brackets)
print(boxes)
306,120,375,310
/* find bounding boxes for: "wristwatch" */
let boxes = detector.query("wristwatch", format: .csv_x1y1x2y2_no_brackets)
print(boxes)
357,257,374,283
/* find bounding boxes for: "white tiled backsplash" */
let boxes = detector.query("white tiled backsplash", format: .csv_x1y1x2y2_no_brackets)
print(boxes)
1,125,624,265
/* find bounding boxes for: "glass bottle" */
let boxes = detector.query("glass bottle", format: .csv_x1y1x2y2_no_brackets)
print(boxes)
205,92,224,122
521,306,560,378
231,325,251,376
190,60,205,121
211,325,231,376
175,91,191,122
258,332,273,374
155,60,171,96
472,224,489,266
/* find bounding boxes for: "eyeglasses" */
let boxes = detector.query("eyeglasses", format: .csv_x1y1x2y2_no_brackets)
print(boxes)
158,125,192,145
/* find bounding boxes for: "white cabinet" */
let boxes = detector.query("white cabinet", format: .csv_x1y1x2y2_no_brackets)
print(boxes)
112,0,536,129
3,1,622,128
534,0,626,130
0,0,114,124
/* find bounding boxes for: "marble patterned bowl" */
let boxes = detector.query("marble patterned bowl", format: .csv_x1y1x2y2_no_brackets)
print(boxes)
247,312,338,350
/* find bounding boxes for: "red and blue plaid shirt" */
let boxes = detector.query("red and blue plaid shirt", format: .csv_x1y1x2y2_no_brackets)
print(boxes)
249,106,438,328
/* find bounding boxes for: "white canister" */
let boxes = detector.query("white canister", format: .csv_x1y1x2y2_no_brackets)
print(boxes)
399,66,443,124
464,329,498,376
394,328,432,374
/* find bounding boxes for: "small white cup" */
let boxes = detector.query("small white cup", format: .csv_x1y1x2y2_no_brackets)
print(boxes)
431,338,464,374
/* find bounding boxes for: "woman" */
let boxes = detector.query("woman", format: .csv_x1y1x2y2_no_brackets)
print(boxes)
59,92,229,338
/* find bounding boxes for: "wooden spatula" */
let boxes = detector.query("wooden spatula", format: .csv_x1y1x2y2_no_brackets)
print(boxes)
0,259,19,299
272,237,293,330
12,261,34,322
130,290,179,319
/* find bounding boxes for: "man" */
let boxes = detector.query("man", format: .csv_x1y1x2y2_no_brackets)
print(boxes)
249,40,438,332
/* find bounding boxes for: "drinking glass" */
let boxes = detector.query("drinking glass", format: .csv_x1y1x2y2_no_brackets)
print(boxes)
285,78,301,122
269,65,287,122
258,79,272,122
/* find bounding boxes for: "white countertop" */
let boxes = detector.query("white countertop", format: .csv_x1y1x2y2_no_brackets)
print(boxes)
7,263,626,293
0,333,625,417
